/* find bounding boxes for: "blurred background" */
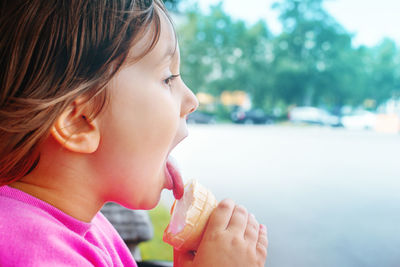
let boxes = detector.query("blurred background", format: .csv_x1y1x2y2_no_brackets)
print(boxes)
139,1,400,266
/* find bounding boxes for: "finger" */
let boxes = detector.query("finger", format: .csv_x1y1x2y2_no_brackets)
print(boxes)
256,224,268,260
226,204,248,234
244,213,259,242
173,248,195,267
206,198,235,231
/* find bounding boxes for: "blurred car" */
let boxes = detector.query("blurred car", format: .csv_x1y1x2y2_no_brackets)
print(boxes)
341,109,376,130
288,106,340,127
186,111,216,124
231,107,274,124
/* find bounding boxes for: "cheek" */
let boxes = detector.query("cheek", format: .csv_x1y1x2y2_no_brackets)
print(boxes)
107,78,178,145
99,99,178,168
93,82,180,200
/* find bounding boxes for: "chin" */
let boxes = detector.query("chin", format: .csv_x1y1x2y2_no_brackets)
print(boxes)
140,201,160,210
139,193,162,210
114,192,160,211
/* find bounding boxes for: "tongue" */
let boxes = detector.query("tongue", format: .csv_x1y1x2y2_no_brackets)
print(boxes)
166,158,184,200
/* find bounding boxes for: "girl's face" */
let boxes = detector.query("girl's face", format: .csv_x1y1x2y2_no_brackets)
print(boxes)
94,10,198,209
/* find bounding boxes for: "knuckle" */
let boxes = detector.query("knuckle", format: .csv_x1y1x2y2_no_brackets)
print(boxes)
263,233,269,247
246,224,259,238
249,218,259,230
235,204,247,215
258,236,268,249
218,198,235,210
230,235,243,247
249,213,258,224
257,242,268,258
246,227,259,239
204,229,223,243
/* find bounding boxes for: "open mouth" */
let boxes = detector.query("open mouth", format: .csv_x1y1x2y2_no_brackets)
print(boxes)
164,124,188,199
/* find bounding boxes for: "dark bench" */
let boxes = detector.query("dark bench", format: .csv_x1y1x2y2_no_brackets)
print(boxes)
101,202,173,267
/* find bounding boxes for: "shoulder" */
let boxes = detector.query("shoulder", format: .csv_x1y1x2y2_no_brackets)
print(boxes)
0,192,99,266
0,189,136,266
90,212,138,266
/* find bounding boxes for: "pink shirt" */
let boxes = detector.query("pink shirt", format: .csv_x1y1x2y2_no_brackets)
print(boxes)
0,186,137,267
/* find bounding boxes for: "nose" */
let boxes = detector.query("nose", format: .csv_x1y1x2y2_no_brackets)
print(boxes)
181,83,199,117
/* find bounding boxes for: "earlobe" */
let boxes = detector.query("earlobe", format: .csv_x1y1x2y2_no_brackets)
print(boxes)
51,101,100,154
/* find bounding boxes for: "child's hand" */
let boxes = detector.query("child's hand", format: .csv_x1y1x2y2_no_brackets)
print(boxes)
173,199,268,267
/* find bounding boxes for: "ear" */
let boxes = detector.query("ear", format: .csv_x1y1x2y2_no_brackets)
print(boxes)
51,99,100,153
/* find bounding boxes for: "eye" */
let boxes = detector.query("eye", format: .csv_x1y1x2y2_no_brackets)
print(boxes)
164,74,180,87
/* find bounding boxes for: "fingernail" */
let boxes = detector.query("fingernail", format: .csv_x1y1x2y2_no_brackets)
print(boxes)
250,213,256,219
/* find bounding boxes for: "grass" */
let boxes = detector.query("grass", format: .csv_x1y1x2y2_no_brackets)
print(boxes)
138,203,173,261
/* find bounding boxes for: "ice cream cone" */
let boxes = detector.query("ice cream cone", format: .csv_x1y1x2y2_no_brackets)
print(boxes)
163,179,217,251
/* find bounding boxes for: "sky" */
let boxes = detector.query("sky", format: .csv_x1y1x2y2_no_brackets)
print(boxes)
193,0,400,47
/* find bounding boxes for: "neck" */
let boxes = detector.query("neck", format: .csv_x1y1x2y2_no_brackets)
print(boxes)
10,179,102,223
9,139,104,223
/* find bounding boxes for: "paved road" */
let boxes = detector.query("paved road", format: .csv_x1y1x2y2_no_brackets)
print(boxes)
162,124,400,267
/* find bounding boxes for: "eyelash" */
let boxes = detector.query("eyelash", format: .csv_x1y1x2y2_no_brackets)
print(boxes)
164,74,180,87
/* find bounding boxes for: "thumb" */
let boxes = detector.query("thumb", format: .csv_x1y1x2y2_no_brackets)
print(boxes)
173,248,195,267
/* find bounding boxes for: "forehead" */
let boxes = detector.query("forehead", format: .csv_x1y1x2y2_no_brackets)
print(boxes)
126,6,177,65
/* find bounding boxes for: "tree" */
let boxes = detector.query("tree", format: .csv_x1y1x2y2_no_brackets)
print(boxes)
176,0,400,114
365,39,400,105
177,3,273,109
163,0,180,11
271,0,354,109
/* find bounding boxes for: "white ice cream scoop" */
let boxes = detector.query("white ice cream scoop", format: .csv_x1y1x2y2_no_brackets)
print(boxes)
163,179,218,252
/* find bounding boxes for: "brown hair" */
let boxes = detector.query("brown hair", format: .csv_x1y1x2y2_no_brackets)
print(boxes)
0,0,170,185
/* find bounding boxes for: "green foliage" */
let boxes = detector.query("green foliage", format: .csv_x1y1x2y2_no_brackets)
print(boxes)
163,0,180,11
272,0,360,108
365,39,399,105
176,0,400,113
178,3,273,109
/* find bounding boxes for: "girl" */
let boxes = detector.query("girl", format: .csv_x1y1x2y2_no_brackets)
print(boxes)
0,0,268,266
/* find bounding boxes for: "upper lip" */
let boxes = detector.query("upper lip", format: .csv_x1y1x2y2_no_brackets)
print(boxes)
168,123,188,154
172,132,188,152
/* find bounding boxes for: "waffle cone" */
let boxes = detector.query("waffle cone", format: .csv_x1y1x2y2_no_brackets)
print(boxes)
163,179,217,251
